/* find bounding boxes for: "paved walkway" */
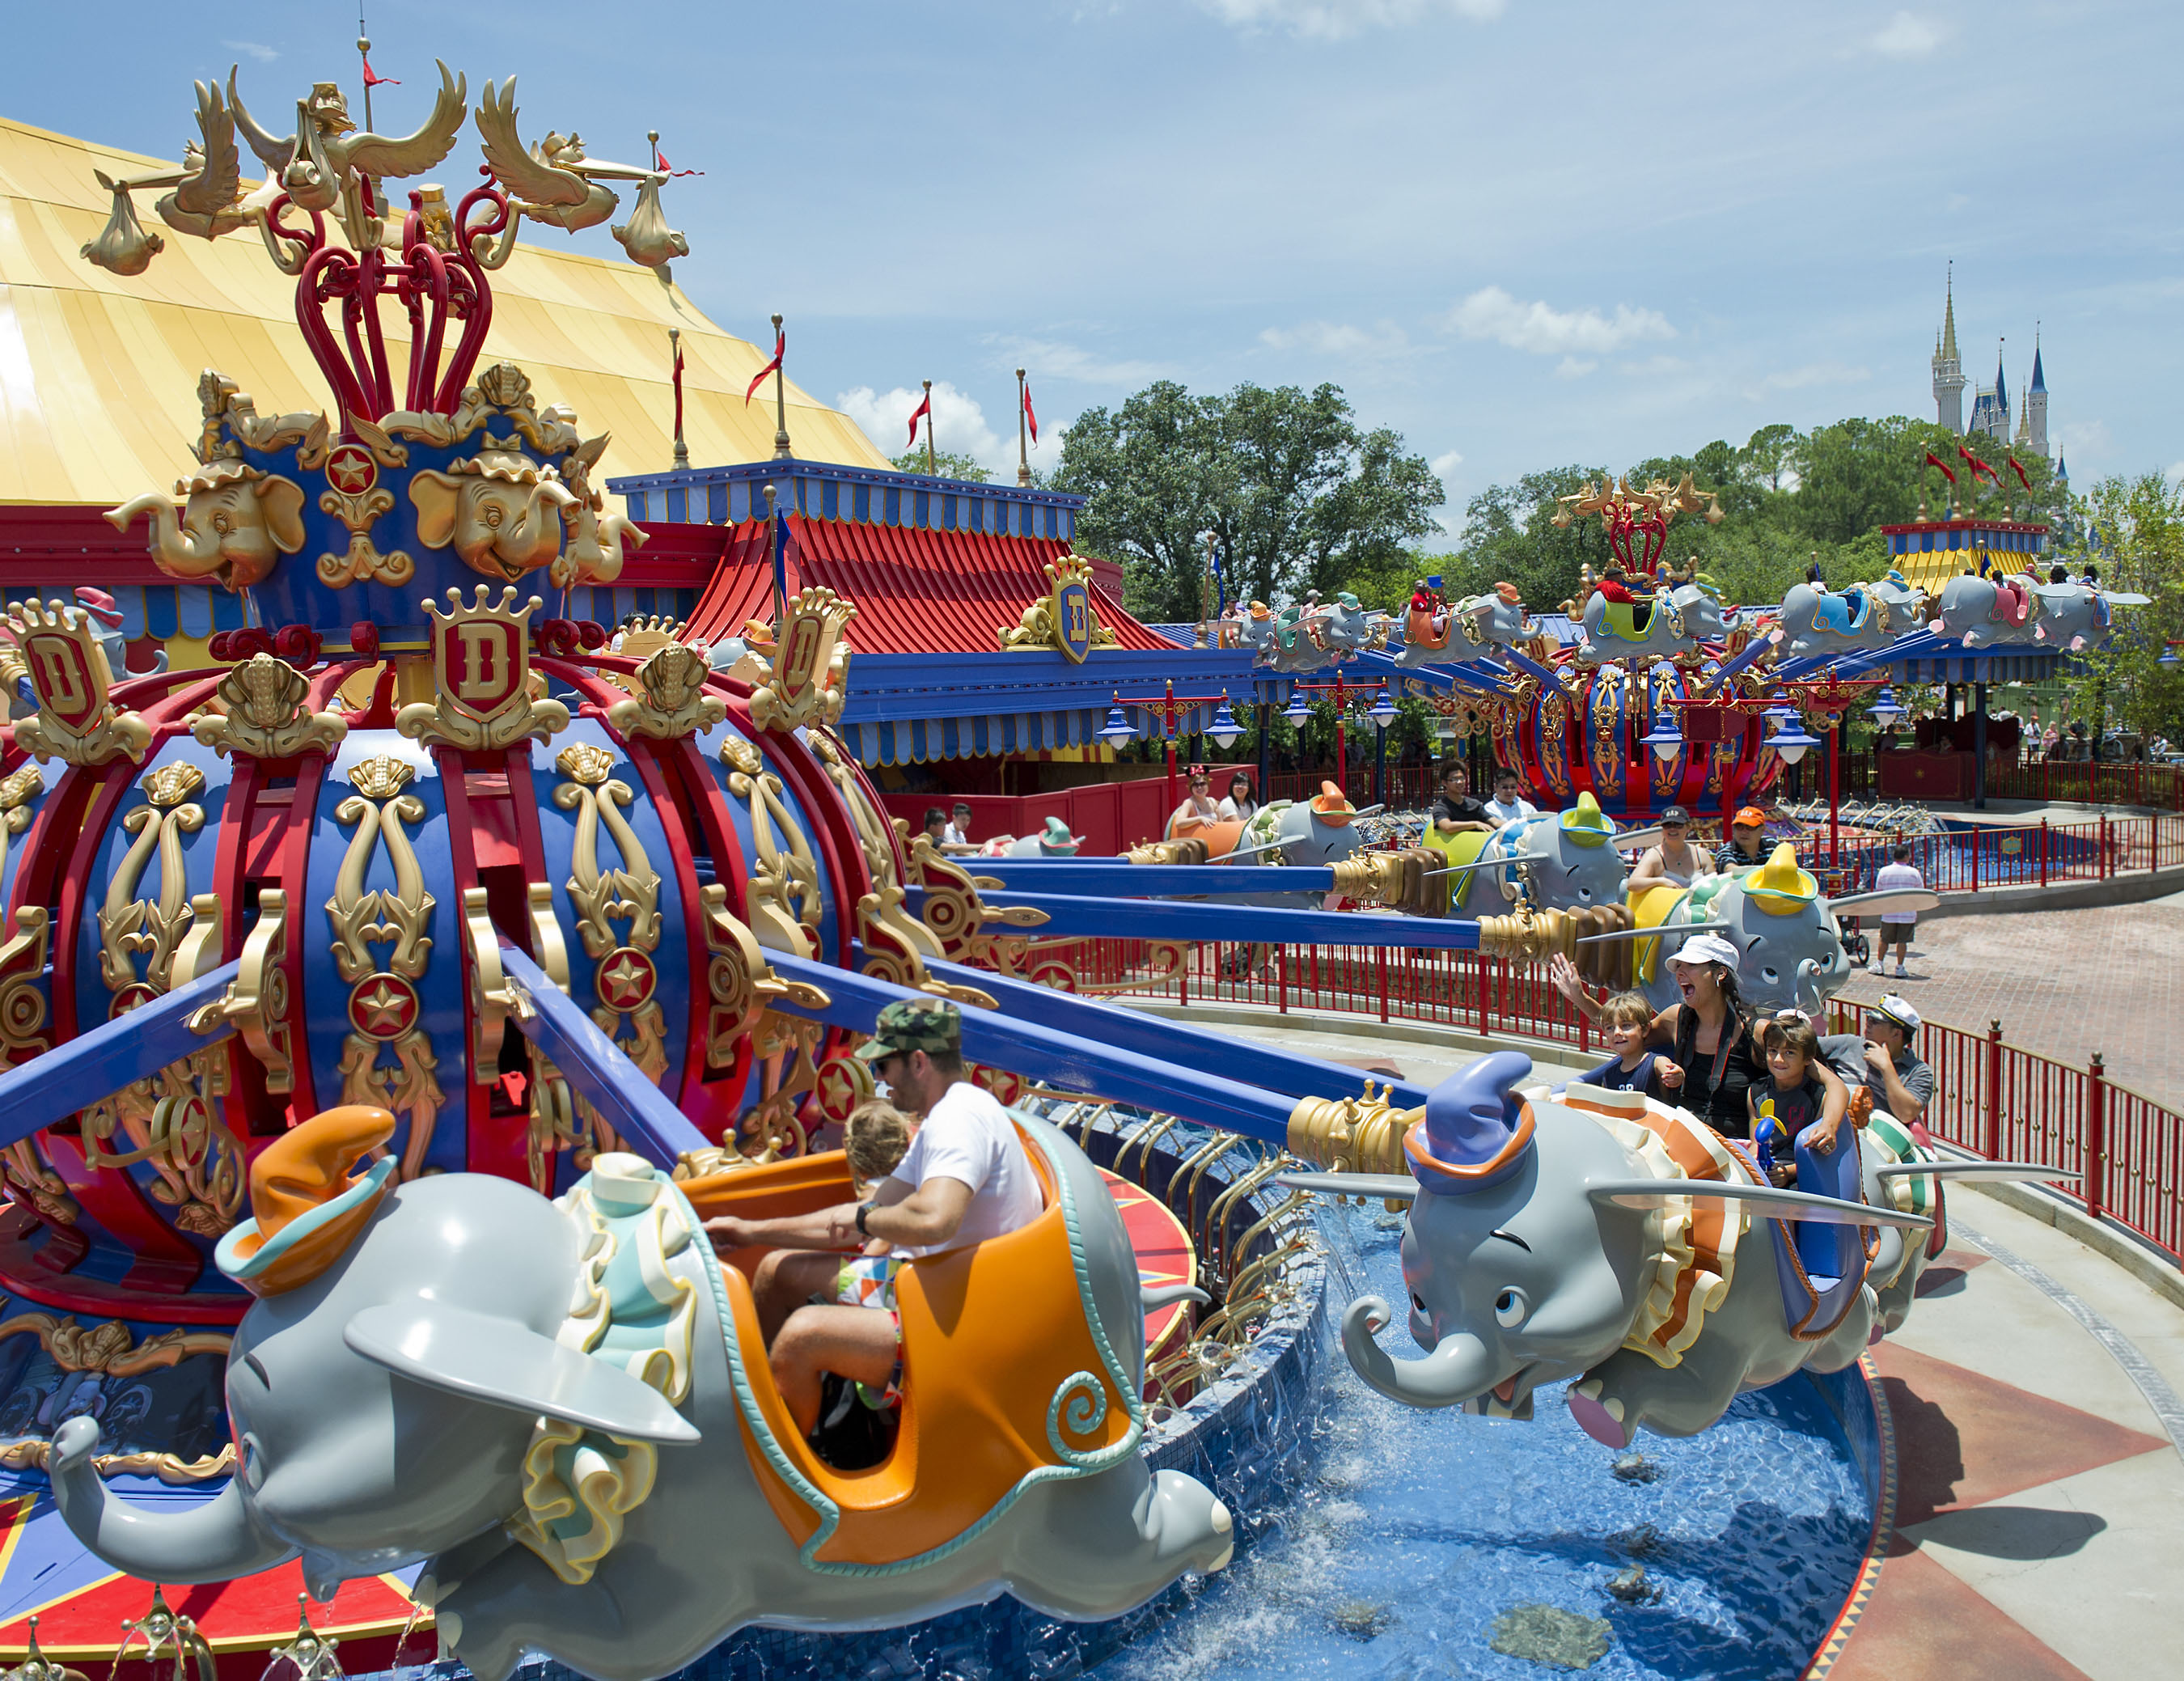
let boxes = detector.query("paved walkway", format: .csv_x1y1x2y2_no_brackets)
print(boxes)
1835,900,2184,1110
1829,1188,2184,1680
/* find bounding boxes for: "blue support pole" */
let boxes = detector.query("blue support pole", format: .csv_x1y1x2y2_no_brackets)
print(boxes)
501,945,713,1164
918,888,1483,950
921,954,1429,1109
0,963,239,1152
965,861,1345,898
765,952,1296,1145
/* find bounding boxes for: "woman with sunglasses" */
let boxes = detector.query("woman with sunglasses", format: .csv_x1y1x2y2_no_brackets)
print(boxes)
1627,804,1713,894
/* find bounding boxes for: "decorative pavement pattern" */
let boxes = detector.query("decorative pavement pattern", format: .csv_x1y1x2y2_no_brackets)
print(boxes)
1835,897,2184,1109
1822,1190,2184,1680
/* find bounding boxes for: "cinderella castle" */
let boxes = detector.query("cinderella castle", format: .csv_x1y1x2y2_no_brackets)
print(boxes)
1930,269,2062,477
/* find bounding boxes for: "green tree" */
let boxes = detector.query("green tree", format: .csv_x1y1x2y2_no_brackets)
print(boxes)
892,449,991,483
2059,472,2184,743
1054,381,1442,622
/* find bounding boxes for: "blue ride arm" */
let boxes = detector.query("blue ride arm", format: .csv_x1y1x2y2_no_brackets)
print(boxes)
961,861,1342,898
912,887,1483,950
0,961,239,1152
765,951,1297,1147
500,943,712,1165
920,952,1428,1110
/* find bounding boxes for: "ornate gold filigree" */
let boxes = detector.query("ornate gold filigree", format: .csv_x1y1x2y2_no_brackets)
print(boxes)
0,765,44,887
0,908,53,1065
719,737,823,956
808,730,946,992
603,641,727,740
697,884,831,1069
900,832,1048,966
0,1311,229,1374
998,555,1119,661
0,1438,234,1487
328,755,442,1179
98,762,207,997
1,1139,74,1225
7,599,152,769
315,470,413,589
747,586,853,733
552,743,668,1110
1287,1082,1422,1177
190,654,348,760
396,586,569,751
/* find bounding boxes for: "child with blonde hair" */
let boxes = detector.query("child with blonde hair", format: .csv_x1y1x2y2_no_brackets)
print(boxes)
1577,991,1664,1095
842,1099,912,1191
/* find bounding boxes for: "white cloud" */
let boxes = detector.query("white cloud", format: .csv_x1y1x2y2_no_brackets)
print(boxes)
1869,11,1946,57
1196,0,1504,40
1258,319,1410,358
993,336,1169,387
1552,356,1598,379
1752,361,1871,394
223,40,279,61
1430,449,1463,479
1616,354,1690,378
836,381,1010,476
1444,286,1674,357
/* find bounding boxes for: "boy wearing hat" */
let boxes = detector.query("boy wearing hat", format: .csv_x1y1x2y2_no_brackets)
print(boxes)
702,998,1042,1439
1712,807,1771,874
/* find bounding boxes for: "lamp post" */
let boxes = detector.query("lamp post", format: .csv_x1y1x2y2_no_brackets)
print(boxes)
1769,674,1891,865
1099,681,1244,817
1285,671,1396,805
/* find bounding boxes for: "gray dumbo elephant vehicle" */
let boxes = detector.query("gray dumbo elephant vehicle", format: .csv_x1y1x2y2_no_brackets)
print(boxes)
1598,843,1936,1015
1772,573,1926,658
1285,1050,2070,1445
1575,581,1740,667
51,1106,1233,1681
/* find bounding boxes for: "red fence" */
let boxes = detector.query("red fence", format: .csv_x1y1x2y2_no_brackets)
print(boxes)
1049,937,2184,1266
1992,757,2184,813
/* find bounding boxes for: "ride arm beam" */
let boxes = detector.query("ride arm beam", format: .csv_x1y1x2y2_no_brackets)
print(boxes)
0,963,240,1154
499,943,712,1165
920,952,1429,1110
963,861,1340,897
766,952,1296,1147
916,888,1483,950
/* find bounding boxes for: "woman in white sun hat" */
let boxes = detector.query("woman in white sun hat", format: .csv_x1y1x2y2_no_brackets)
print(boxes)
1558,930,1850,1137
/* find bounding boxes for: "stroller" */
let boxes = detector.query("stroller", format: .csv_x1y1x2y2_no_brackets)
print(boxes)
1820,866,1871,968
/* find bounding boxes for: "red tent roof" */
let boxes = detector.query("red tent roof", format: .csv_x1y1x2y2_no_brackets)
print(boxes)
670,517,1173,655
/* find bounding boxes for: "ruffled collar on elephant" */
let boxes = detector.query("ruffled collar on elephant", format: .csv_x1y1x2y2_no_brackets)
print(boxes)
505,1166,700,1586
1555,1090,1746,1368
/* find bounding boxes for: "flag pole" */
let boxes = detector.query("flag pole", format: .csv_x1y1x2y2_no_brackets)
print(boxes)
922,380,936,475
669,328,688,470
357,12,374,133
771,313,792,461
765,483,786,625
1016,367,1031,488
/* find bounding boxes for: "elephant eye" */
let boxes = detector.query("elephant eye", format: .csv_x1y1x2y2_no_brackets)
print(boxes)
1762,966,1780,984
1495,1289,1528,1328
484,504,504,527
1411,1292,1427,1314
211,512,234,534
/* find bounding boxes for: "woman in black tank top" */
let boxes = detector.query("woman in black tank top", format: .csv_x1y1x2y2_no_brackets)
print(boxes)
1653,944,1767,1137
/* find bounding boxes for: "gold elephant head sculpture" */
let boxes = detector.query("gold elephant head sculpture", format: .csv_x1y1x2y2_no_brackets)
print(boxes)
408,451,579,582
105,460,307,590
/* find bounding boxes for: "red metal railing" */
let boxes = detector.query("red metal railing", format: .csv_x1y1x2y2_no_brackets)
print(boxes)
1048,938,2183,1266
1994,756,2184,813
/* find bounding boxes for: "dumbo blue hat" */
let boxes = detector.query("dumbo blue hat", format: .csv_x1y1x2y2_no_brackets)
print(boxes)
1406,1051,1536,1193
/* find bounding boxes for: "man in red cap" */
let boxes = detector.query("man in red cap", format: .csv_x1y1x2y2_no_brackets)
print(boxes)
1712,806,1772,874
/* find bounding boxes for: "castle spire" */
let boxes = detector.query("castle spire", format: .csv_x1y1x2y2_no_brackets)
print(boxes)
1941,264,1959,362
1931,261,1966,433
2027,320,2050,459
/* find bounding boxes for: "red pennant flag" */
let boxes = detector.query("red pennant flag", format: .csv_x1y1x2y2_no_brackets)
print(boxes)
2007,455,2033,491
1923,449,1958,485
1958,443,1996,482
361,55,400,88
652,141,703,179
1023,381,1039,447
671,339,686,441
743,327,783,407
907,389,932,447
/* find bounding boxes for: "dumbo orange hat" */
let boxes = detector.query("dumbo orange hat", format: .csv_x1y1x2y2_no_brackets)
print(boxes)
214,1107,398,1297
1310,781,1357,825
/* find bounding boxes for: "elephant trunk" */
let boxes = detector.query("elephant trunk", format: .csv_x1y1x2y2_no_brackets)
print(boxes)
105,493,221,574
1795,957,1828,1014
48,1417,296,1582
1341,1298,1503,1408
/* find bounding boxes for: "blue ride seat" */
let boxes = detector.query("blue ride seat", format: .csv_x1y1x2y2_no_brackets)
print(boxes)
1768,1121,1872,1339
1809,590,1867,635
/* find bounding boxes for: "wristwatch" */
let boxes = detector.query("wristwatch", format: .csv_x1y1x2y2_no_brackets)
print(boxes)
855,1200,877,1236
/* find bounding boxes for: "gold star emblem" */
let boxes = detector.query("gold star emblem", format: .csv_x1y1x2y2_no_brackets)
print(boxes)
599,951,651,1007
355,978,412,1031
328,448,375,494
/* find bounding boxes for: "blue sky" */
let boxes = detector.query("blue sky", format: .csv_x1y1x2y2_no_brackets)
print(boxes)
10,1,2181,540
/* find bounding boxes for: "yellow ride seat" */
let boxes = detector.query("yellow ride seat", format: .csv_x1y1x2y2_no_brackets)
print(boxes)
679,1130,1133,1569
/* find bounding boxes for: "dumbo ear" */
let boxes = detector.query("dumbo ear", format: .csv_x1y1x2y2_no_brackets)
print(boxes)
344,1300,700,1443
256,475,307,554
1276,1171,1419,1203
1873,1161,2080,1183
409,471,460,549
1830,889,1940,917
1586,1179,1931,1230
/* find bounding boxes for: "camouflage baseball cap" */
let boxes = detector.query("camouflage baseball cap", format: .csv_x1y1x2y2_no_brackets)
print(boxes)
853,997,961,1063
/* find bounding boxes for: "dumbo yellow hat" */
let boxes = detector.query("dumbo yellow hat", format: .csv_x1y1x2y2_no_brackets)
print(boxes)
1745,841,1818,916
1560,791,1616,849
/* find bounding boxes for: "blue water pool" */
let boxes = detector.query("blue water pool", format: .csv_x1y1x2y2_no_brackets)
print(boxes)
1091,1203,1876,1681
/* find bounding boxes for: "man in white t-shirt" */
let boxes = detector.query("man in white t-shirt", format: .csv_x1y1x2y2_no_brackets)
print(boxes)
1482,766,1539,827
940,802,977,854
702,998,1041,1437
1871,843,1924,978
